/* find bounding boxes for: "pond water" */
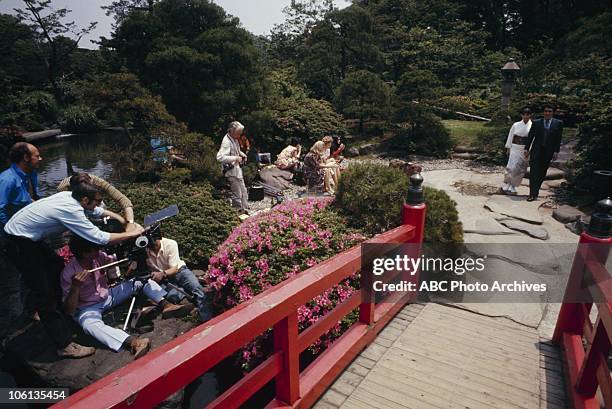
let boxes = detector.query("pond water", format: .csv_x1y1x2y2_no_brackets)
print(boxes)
27,133,228,408
36,133,115,196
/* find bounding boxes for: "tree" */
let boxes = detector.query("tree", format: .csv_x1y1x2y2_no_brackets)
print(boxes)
335,70,390,135
103,0,265,133
14,0,97,102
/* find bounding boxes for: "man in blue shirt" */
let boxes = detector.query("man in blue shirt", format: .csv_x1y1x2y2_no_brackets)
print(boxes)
0,142,42,232
4,182,146,359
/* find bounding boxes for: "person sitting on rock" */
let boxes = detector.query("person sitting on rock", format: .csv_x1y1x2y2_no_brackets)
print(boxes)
145,227,211,323
303,141,338,195
330,135,345,160
275,138,302,172
61,235,193,359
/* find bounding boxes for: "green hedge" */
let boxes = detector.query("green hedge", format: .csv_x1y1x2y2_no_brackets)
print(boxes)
334,162,463,246
112,178,238,268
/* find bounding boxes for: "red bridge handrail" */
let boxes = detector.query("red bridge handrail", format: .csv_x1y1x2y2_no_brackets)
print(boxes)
53,201,426,409
553,227,612,409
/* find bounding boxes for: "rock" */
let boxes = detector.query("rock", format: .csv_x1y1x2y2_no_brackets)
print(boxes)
463,217,517,236
484,195,544,224
3,299,196,393
553,205,585,224
345,147,360,157
357,143,378,155
496,217,549,240
388,160,422,177
454,145,481,153
451,152,478,160
525,167,565,180
543,179,566,189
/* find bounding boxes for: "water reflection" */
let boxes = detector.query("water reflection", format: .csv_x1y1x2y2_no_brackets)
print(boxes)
36,133,115,196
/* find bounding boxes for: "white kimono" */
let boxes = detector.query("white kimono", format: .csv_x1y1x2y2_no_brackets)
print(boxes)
503,120,532,189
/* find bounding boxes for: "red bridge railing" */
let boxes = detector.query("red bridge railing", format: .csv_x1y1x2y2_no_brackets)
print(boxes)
53,175,427,409
553,198,612,409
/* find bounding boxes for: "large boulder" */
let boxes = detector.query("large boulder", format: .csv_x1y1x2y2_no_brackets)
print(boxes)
553,205,585,223
345,147,360,157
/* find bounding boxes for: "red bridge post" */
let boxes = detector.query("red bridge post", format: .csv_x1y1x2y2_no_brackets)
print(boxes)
553,198,612,409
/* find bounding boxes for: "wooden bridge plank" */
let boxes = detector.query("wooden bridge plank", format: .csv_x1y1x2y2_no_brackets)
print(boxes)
316,303,559,409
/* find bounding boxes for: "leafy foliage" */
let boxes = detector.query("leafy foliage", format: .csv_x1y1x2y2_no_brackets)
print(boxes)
334,162,463,245
204,198,364,369
74,72,179,133
474,119,511,165
243,69,347,153
390,113,454,158
335,70,391,135
170,132,223,186
112,178,238,268
59,105,100,133
103,0,265,133
568,104,612,204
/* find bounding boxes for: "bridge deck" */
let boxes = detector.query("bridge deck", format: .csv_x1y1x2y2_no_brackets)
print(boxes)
314,303,568,409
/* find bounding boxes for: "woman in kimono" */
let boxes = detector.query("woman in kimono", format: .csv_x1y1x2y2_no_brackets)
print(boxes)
501,108,532,195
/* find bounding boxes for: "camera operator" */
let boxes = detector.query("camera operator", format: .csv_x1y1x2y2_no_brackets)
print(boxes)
145,227,211,323
216,121,249,213
61,236,192,359
3,183,146,359
57,171,135,225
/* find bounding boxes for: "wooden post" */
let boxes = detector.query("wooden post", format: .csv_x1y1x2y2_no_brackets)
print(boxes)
273,312,300,404
402,173,426,245
553,198,612,342
402,173,427,299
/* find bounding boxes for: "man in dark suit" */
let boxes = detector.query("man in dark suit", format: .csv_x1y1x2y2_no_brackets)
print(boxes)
524,104,563,201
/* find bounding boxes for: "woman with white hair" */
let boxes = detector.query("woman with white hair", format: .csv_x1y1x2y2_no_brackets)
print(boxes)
216,121,249,212
303,141,339,195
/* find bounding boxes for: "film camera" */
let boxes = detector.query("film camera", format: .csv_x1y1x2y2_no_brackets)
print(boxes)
105,204,179,279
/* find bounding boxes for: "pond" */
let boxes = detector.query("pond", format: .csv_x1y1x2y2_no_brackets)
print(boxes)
36,133,115,196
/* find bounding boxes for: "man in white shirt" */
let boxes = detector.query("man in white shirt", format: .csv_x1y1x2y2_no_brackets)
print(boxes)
146,228,211,322
4,182,145,358
501,107,533,194
216,121,249,212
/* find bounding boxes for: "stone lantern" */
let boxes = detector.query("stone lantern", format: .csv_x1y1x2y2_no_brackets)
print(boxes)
501,58,520,113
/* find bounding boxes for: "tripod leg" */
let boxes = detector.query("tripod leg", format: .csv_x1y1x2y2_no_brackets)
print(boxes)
123,296,136,331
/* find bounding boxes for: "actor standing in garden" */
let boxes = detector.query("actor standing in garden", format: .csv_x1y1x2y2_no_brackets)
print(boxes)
524,105,563,201
217,121,249,212
501,107,532,195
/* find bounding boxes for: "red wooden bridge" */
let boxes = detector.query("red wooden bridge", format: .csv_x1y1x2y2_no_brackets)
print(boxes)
53,178,612,409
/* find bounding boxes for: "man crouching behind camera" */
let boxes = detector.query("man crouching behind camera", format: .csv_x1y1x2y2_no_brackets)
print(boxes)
61,235,193,359
216,121,249,213
3,182,148,358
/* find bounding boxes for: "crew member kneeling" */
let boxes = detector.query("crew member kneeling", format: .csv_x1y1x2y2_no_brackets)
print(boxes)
146,229,212,323
61,235,193,359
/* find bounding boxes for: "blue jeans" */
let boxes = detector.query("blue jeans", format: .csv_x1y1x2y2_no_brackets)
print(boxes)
163,266,211,321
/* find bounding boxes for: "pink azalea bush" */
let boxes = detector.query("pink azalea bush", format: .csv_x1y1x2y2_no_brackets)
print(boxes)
204,198,365,370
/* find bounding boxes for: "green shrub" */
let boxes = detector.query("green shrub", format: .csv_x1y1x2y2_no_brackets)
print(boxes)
335,163,409,234
111,179,238,268
171,132,223,187
390,113,453,158
60,105,100,133
335,162,463,246
474,119,510,165
3,91,58,130
568,103,612,204
204,198,364,370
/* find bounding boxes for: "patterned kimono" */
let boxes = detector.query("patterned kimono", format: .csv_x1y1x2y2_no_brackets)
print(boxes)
503,120,532,192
